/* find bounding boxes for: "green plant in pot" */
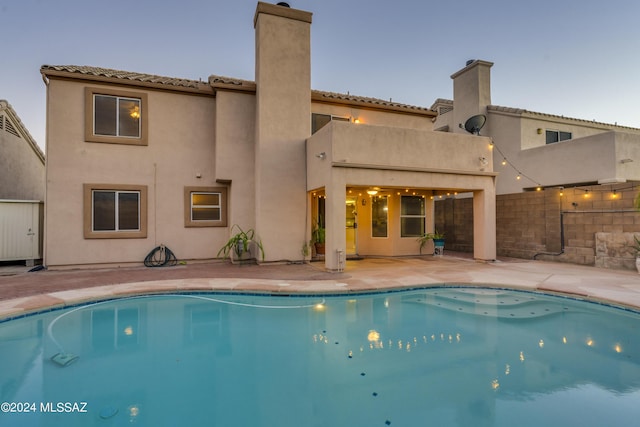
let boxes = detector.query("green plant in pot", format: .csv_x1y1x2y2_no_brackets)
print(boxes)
311,220,326,255
218,225,265,263
417,230,445,255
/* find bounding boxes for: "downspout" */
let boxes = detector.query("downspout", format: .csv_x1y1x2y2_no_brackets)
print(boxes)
303,140,310,263
40,71,50,269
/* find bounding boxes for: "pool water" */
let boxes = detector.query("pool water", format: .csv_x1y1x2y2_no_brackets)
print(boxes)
1,288,640,426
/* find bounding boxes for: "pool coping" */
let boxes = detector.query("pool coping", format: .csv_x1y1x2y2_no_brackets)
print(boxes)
1,256,639,320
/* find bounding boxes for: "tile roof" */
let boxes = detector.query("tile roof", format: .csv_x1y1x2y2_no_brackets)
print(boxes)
433,98,640,131
40,65,434,115
313,90,434,115
41,65,208,91
488,105,640,131
208,75,433,114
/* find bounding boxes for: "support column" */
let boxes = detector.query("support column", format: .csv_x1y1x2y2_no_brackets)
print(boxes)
325,181,346,271
473,186,497,261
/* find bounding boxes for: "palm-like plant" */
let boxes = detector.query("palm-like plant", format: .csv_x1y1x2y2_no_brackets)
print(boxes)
217,225,265,261
416,230,445,254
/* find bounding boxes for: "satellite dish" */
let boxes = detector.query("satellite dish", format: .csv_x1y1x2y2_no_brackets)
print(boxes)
463,114,486,135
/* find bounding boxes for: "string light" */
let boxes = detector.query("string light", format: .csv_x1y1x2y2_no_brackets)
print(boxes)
490,140,542,187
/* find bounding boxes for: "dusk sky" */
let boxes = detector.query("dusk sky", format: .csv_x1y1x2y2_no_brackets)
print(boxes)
2,0,639,150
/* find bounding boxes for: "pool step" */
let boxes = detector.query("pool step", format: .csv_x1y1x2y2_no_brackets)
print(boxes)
403,289,573,319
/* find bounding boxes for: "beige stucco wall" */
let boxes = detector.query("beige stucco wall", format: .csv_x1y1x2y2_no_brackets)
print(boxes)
325,121,494,173
0,103,45,200
517,114,628,150
491,120,640,194
214,90,256,230
44,78,222,268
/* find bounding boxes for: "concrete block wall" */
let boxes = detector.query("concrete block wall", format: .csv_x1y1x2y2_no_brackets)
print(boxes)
435,182,640,270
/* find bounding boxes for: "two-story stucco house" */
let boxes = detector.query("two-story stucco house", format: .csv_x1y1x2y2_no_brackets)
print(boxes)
41,2,497,271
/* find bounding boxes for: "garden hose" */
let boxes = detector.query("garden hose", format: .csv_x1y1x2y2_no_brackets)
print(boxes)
144,244,178,267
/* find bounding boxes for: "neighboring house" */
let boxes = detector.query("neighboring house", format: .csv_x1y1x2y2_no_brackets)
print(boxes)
40,1,497,271
430,61,640,269
0,100,45,200
431,60,640,195
0,100,45,264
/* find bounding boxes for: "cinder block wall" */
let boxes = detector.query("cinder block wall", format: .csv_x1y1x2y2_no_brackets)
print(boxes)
435,182,640,270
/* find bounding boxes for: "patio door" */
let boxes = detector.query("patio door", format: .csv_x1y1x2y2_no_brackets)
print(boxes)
346,197,357,255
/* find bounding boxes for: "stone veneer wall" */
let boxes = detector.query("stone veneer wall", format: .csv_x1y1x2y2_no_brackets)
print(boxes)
595,232,640,270
435,182,640,270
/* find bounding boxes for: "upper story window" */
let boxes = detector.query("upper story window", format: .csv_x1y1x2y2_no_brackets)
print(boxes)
94,95,140,137
85,87,148,145
311,113,350,134
545,130,572,144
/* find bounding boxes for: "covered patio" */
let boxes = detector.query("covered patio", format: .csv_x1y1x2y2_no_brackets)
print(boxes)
307,121,498,271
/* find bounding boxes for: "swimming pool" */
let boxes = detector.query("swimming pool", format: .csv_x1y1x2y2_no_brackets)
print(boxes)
1,287,640,426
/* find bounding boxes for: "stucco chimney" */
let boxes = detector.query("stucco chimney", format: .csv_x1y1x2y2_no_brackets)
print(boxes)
253,2,312,261
451,59,493,134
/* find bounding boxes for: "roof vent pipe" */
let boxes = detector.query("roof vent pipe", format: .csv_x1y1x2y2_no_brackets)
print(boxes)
277,2,290,7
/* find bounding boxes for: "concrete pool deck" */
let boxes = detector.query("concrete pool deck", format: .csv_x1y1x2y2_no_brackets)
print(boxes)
1,253,640,319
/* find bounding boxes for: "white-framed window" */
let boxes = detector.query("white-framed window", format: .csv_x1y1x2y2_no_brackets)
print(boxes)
546,130,572,144
371,196,388,238
184,186,228,227
400,196,425,237
85,87,148,145
83,184,148,239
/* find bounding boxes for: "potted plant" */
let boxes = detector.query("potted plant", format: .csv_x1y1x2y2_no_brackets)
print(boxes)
217,225,265,264
311,220,326,255
417,230,446,255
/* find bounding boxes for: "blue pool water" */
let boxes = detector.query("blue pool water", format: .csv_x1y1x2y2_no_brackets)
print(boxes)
1,287,640,426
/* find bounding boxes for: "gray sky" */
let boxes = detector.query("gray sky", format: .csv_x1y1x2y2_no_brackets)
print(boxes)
2,0,639,150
